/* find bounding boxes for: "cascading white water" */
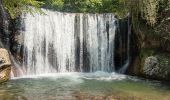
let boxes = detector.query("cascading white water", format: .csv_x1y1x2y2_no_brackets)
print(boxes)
22,9,116,76
86,14,116,72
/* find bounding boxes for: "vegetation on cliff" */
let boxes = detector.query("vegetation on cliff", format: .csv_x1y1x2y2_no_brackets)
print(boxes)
40,0,127,14
3,0,128,18
129,0,170,55
2,0,43,18
127,0,170,80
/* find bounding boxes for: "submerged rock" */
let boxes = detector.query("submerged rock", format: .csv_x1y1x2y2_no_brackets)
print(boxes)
0,48,11,83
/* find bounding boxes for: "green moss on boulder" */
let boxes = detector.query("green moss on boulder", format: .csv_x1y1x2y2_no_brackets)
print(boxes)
141,54,170,80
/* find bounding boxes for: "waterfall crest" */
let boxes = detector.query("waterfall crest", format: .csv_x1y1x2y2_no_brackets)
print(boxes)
22,9,116,75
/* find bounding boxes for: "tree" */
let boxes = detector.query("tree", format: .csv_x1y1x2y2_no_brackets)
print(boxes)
2,0,43,19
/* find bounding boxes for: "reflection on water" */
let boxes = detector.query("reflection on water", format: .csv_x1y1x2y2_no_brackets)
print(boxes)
0,72,170,100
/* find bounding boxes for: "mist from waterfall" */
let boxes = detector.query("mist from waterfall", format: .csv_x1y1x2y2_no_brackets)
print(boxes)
21,9,116,76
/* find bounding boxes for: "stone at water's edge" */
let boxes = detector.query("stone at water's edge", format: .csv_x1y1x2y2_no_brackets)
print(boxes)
130,55,170,81
0,49,11,68
0,48,11,83
142,55,170,80
143,56,159,76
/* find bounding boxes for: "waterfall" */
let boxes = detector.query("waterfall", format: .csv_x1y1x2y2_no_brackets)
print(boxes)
21,9,116,76
118,15,131,73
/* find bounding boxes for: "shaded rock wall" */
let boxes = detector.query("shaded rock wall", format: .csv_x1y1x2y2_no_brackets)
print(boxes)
9,17,24,63
128,13,170,81
0,0,10,49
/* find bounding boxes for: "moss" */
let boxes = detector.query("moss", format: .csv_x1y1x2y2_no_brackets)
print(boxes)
156,54,170,79
137,51,170,80
139,49,153,74
139,49,155,59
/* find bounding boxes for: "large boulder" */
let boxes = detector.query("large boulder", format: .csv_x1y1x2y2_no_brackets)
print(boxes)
142,55,170,80
129,54,170,81
0,48,11,83
143,56,159,76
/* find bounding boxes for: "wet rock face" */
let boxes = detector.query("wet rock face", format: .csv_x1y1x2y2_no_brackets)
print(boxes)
1,0,22,63
0,48,11,83
0,0,10,48
9,17,24,63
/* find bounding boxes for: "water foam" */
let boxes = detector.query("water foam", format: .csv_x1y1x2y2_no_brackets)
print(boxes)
11,71,127,82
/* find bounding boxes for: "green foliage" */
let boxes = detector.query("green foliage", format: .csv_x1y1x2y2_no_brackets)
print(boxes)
41,0,127,17
3,0,44,19
139,49,155,59
157,54,170,76
128,0,170,26
2,0,128,18
41,0,64,10
140,0,159,26
126,0,170,50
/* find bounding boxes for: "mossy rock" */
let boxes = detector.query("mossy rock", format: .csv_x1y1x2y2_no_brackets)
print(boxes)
141,54,170,80
156,54,170,79
129,47,170,81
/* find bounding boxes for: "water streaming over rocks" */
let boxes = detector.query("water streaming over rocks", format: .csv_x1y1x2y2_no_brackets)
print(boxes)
21,9,117,76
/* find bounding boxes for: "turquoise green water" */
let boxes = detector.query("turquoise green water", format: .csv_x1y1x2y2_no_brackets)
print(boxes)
0,72,170,100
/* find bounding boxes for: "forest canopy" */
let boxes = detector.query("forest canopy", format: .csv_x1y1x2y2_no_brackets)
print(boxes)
2,0,44,19
2,0,127,18
40,0,126,13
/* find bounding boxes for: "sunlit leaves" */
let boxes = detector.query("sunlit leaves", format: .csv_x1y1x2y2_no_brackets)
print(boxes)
140,0,158,26
42,0,127,15
3,0,44,19
2,0,129,18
